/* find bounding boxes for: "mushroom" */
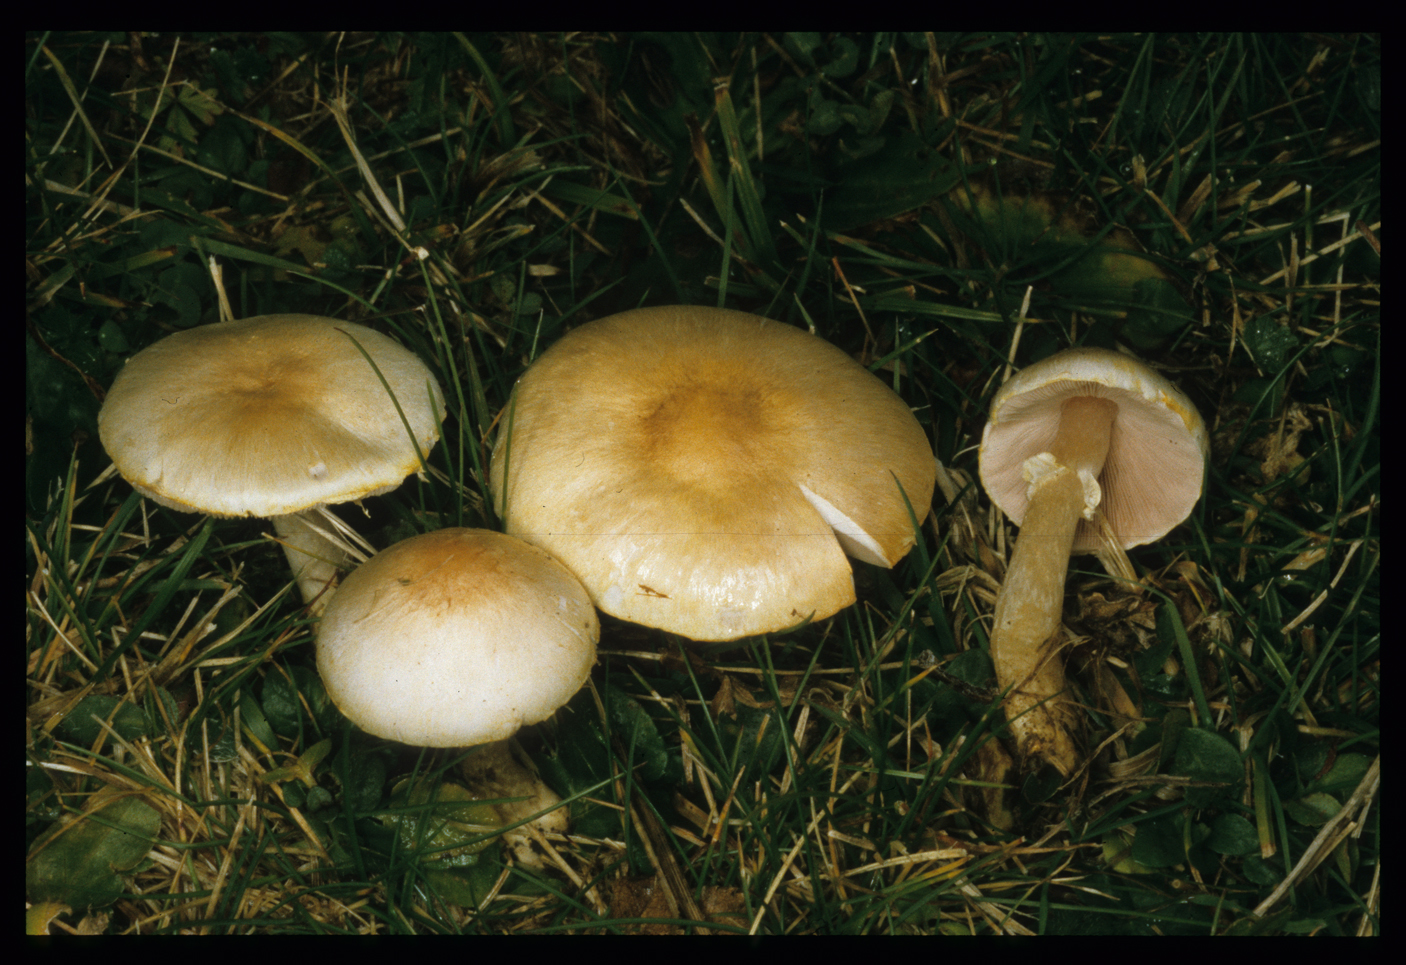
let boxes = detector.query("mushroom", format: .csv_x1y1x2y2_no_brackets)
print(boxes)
978,346,1208,775
98,314,446,609
489,305,936,642
316,528,599,854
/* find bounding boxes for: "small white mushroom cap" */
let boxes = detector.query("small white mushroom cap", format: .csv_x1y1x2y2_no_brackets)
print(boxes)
979,347,1208,553
98,314,446,518
316,529,599,747
488,305,936,642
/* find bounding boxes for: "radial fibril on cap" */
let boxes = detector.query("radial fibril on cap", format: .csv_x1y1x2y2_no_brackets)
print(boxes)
489,305,936,642
98,314,446,519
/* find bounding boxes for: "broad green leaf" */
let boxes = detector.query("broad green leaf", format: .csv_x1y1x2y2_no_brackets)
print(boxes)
1173,728,1243,808
27,794,160,911
379,779,500,870
1207,813,1259,855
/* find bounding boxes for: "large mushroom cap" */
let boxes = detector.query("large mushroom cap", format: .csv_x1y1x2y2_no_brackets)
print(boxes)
316,528,599,747
489,305,936,641
979,346,1208,552
98,314,446,518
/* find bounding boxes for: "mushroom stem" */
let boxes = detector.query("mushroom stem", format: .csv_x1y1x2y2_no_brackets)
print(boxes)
459,738,569,870
273,512,356,614
991,396,1117,776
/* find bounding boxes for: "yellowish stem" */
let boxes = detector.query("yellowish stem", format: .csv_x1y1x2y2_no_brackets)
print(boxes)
460,738,568,871
273,511,354,615
991,397,1118,776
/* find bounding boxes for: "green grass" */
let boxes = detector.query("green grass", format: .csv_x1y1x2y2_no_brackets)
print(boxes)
26,32,1379,934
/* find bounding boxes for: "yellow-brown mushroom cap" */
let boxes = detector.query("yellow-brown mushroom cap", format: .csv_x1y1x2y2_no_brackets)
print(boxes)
489,305,936,641
316,529,599,747
98,314,446,518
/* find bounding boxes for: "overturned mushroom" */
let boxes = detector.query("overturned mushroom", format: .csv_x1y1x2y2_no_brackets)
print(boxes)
978,347,1207,776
